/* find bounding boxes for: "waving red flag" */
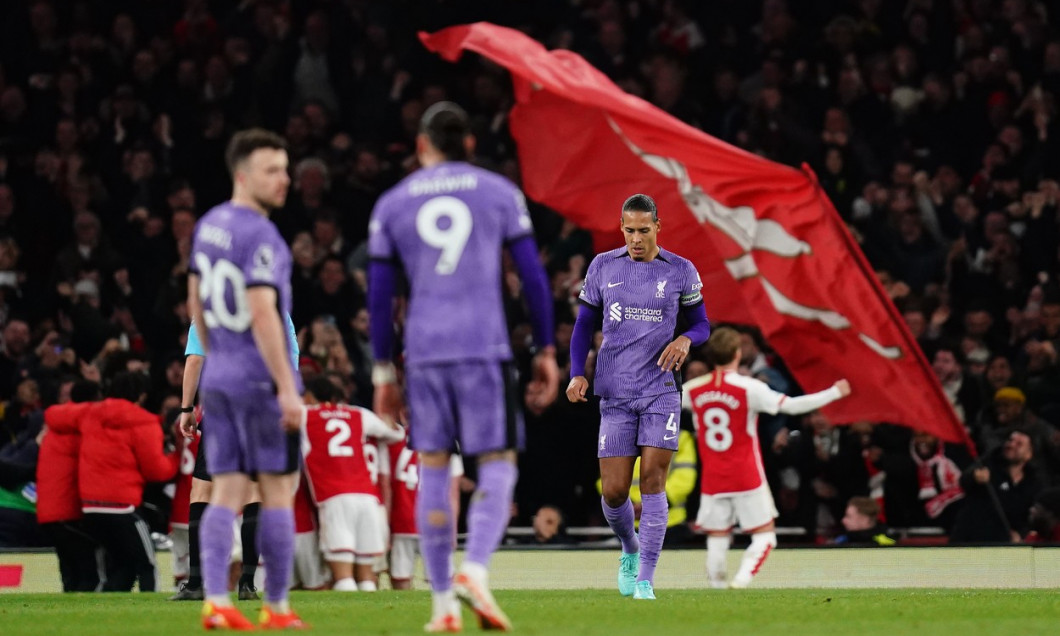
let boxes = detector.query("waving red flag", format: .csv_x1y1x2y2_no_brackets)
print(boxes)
421,23,970,447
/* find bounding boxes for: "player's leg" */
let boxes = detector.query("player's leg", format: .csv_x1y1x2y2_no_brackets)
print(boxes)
352,496,385,591
237,483,261,600
631,394,682,599
696,493,736,588
172,476,211,599
405,363,462,632
599,397,642,597
730,488,779,588
389,535,417,590
255,471,302,626
319,494,356,591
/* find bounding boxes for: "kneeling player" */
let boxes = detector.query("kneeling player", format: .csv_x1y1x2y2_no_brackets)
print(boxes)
683,327,850,588
301,377,403,591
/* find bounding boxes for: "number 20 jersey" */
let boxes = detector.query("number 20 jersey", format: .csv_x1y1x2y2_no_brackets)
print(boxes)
190,202,299,393
368,162,534,365
683,370,787,496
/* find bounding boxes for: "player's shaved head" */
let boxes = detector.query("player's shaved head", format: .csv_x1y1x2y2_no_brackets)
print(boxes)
419,101,471,161
706,326,741,366
621,193,658,222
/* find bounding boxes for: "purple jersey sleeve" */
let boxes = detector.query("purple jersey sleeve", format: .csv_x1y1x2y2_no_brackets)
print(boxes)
680,259,704,307
502,188,535,243
577,256,603,308
367,194,396,262
242,225,287,289
570,302,601,377
368,259,398,362
508,235,554,349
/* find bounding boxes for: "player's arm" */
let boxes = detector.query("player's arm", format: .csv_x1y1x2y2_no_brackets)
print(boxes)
659,265,710,371
247,286,302,431
755,379,852,416
567,301,602,403
508,235,559,410
367,257,404,425
132,408,181,482
360,408,405,443
187,274,208,353
179,354,204,439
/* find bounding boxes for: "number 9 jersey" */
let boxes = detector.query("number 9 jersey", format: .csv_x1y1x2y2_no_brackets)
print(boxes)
367,163,533,365
190,203,301,393
682,370,787,496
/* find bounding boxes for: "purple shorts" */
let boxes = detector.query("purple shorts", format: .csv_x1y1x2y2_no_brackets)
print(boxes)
405,361,524,456
598,392,682,458
201,388,299,476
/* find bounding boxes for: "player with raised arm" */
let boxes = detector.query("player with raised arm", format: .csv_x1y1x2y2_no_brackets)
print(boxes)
368,102,559,632
567,194,711,601
187,129,305,631
300,376,403,592
684,327,851,588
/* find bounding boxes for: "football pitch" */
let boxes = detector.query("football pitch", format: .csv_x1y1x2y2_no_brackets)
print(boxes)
2,588,1058,635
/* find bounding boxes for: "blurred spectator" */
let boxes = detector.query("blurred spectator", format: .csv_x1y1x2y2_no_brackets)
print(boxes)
516,504,573,545
833,496,895,546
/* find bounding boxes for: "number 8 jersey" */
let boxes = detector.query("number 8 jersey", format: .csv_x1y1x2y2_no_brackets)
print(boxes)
368,163,533,365
190,203,300,392
683,370,787,496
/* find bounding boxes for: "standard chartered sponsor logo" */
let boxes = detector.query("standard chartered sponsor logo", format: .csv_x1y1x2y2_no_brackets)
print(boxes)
609,302,664,323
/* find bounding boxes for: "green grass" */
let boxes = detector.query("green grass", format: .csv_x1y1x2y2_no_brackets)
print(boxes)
1,589,1058,635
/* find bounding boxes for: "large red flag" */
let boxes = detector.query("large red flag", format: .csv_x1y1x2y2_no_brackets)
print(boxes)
421,23,970,446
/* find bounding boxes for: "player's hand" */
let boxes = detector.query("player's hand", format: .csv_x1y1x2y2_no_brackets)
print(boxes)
277,389,303,432
526,346,560,413
657,335,691,372
373,381,406,427
178,410,198,439
833,379,851,397
566,376,589,403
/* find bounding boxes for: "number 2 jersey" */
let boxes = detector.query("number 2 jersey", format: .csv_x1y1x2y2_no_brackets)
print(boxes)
189,202,301,394
683,370,788,496
368,162,534,365
300,403,404,505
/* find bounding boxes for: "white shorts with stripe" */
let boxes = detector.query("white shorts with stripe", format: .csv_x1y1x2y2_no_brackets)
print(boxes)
695,485,778,533
318,493,386,564
291,531,328,590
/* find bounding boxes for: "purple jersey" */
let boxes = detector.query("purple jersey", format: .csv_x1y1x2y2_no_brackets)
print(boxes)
368,162,533,365
579,246,703,398
190,202,301,394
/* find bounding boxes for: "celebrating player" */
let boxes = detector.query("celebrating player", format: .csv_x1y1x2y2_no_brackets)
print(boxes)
300,376,403,592
187,129,305,630
368,101,559,632
684,327,851,588
567,193,711,601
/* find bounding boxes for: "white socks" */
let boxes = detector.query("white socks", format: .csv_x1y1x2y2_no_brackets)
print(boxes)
357,580,377,592
732,532,776,588
432,590,457,618
333,577,357,592
706,535,731,589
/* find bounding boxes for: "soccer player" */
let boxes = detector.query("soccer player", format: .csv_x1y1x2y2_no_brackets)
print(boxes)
300,376,403,591
683,327,851,588
567,193,711,600
188,129,304,630
171,313,299,601
368,101,559,632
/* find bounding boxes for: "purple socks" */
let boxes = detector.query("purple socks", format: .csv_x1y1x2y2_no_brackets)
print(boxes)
199,505,237,598
465,461,517,567
637,492,668,583
416,464,454,592
602,497,640,555
256,507,295,603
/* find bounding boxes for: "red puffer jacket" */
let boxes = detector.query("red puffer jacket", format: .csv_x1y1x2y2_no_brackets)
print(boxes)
78,399,180,510
37,402,93,524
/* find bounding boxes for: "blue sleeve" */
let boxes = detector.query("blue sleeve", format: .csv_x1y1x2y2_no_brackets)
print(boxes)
508,235,554,349
368,259,398,362
570,303,602,377
680,302,711,346
284,313,299,368
185,322,205,357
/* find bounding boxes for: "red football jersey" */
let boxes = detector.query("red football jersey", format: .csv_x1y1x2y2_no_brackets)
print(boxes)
382,437,419,536
301,403,403,504
169,430,200,529
293,475,317,534
683,371,786,496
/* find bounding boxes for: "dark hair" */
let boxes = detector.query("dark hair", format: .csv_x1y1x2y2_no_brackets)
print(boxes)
70,380,102,403
225,128,287,176
419,101,470,161
306,376,342,404
621,193,658,222
108,371,151,403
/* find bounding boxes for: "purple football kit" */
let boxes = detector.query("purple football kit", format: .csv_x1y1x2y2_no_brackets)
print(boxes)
578,246,704,458
368,161,534,456
189,202,301,476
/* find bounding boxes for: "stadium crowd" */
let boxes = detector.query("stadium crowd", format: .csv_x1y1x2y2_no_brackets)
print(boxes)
2,0,1060,577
